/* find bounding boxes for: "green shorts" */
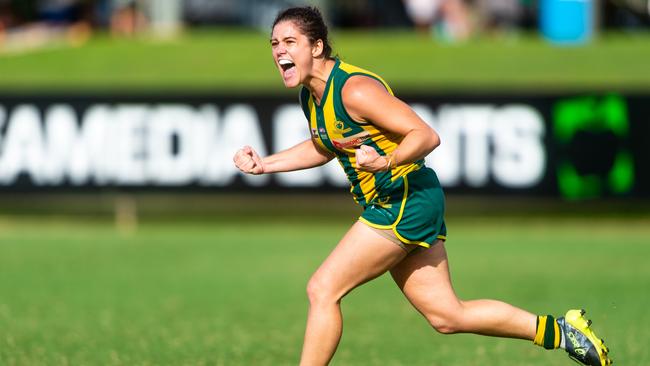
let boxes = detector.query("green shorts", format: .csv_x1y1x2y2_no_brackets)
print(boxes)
358,167,447,248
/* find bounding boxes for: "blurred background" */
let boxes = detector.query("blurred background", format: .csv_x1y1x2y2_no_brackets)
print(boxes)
0,1,649,365
0,0,649,216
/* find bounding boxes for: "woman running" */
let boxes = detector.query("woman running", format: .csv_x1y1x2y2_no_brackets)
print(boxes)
233,6,611,366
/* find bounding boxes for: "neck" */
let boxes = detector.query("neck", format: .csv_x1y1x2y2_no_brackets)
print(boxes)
305,58,336,104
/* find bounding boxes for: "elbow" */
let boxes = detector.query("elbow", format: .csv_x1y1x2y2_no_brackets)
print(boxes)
428,129,441,152
432,133,441,150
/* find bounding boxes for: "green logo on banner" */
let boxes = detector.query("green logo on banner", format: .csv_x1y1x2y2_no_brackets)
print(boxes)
553,94,634,200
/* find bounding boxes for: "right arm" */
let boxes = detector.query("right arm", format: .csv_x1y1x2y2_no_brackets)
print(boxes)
233,138,335,175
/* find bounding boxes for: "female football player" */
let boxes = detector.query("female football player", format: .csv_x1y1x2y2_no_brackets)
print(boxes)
233,6,611,366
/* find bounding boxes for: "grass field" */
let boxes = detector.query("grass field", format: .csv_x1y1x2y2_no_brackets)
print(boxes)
1,30,650,92
1,212,648,366
1,24,649,366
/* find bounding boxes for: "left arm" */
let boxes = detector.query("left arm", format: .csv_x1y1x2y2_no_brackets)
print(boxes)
342,76,440,172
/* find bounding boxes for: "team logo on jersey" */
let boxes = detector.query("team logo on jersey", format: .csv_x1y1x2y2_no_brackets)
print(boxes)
334,120,353,134
374,196,392,209
318,127,329,139
331,131,371,149
311,128,319,138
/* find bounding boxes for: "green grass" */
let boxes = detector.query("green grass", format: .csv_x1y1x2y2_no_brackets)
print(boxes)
0,30,649,93
0,215,648,365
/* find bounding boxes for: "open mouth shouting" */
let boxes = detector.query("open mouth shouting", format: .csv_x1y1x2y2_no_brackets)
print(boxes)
278,58,297,83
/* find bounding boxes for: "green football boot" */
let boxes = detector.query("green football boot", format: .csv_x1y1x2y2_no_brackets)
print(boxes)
557,309,612,366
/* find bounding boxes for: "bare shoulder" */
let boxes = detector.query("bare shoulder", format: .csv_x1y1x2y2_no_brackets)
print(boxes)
341,75,391,121
341,75,388,101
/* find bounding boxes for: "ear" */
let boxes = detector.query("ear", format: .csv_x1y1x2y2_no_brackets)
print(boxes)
312,39,324,58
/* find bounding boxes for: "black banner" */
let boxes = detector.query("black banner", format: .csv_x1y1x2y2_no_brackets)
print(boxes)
0,93,648,199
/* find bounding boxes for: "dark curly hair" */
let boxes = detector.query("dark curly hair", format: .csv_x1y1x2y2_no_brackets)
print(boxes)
272,6,333,59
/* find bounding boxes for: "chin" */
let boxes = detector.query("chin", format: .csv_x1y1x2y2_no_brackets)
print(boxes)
282,79,301,89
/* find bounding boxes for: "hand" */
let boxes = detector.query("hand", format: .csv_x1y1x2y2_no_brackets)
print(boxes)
355,145,390,172
233,146,265,175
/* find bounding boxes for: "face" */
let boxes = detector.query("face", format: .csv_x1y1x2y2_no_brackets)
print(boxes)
270,20,321,88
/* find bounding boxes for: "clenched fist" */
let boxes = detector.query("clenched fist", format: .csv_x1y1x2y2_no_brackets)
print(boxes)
355,145,391,172
233,146,265,175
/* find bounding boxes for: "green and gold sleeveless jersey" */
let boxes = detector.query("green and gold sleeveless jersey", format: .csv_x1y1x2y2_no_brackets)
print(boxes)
299,59,424,207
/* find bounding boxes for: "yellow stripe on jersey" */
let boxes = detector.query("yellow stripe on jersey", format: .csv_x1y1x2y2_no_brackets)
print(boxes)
322,81,337,138
392,163,422,182
309,94,327,151
338,62,394,95
345,143,377,203
357,171,376,204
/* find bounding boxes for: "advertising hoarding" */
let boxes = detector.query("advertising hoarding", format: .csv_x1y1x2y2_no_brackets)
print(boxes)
0,93,647,199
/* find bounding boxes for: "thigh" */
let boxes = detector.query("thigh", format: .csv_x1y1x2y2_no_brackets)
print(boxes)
310,221,408,299
389,241,461,315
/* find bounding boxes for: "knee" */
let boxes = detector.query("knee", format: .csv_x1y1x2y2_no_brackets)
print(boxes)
425,312,463,335
306,275,341,306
